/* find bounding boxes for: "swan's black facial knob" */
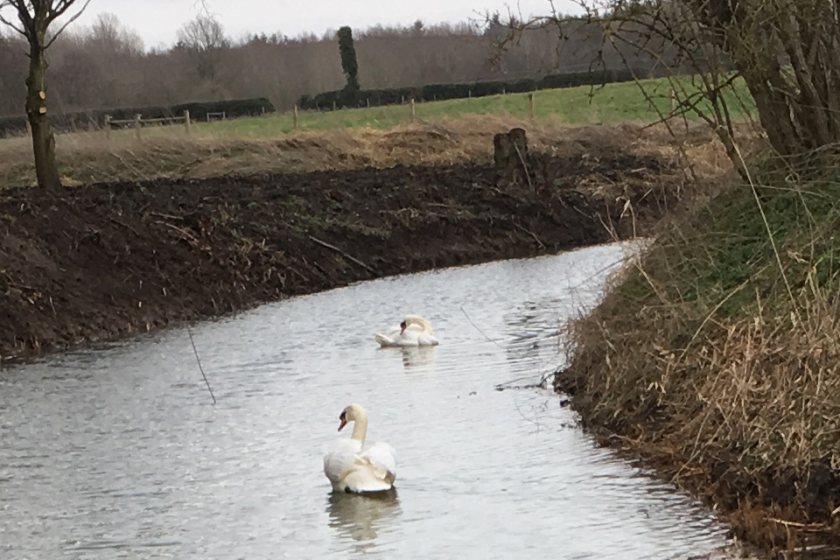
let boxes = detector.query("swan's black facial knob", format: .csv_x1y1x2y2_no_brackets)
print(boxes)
399,320,407,334
338,410,348,432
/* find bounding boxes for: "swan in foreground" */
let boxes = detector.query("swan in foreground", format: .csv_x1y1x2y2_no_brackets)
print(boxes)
324,403,397,493
374,314,439,347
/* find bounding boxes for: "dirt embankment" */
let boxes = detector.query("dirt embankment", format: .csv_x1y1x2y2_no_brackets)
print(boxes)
0,124,725,363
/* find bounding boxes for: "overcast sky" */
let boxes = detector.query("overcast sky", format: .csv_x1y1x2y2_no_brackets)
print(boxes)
44,0,581,49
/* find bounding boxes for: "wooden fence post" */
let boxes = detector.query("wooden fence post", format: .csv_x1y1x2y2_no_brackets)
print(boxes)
293,105,299,131
134,114,141,141
332,100,337,111
184,110,191,134
25,120,32,137
366,98,370,108
104,115,111,139
528,93,535,120
669,89,676,112
410,98,416,123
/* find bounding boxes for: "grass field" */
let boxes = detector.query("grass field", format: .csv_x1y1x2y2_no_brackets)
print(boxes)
195,76,755,138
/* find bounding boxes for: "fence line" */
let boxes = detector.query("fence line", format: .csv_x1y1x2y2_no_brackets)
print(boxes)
104,110,191,139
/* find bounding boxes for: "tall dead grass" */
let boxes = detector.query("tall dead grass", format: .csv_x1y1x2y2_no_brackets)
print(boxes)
559,155,840,551
0,116,730,189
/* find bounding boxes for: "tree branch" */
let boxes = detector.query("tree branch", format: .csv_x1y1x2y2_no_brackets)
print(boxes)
45,0,90,48
0,0,32,36
48,0,80,22
0,10,27,37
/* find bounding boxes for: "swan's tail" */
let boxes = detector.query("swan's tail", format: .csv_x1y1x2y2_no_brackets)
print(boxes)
374,333,395,347
341,469,393,493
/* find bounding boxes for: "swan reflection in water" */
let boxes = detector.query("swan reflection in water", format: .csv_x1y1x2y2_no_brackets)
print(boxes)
399,346,437,369
375,345,437,369
326,489,401,552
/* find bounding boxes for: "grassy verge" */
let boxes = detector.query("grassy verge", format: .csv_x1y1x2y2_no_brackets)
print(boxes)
557,152,840,552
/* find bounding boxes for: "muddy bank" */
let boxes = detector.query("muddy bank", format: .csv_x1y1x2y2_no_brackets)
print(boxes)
0,144,690,363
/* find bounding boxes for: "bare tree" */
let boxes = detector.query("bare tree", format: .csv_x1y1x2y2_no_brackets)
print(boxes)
0,0,91,189
503,0,840,163
88,13,143,55
176,14,228,80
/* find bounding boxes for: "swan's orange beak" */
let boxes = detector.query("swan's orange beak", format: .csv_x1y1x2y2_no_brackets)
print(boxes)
338,412,347,432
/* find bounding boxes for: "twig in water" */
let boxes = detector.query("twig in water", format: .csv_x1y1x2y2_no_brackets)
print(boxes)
460,306,504,349
308,235,378,275
495,369,559,392
187,326,216,405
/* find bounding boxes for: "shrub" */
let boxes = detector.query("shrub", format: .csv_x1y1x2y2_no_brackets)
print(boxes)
0,97,275,136
298,68,652,111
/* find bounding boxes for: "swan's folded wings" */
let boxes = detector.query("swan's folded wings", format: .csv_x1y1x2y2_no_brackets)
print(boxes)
416,332,439,346
361,441,397,482
324,439,362,482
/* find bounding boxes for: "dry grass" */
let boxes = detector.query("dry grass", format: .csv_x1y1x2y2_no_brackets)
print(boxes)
559,152,840,552
0,115,733,189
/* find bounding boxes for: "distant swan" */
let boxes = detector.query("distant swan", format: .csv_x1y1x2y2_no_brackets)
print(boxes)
375,314,439,347
323,403,397,493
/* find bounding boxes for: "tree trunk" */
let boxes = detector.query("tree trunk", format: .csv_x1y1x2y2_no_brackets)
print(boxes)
494,128,530,187
26,39,61,190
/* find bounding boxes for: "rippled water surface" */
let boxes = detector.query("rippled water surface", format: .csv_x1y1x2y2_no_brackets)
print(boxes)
0,242,731,559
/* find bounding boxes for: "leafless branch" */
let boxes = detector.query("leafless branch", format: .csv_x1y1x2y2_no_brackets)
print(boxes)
0,0,28,36
0,11,26,37
45,0,91,48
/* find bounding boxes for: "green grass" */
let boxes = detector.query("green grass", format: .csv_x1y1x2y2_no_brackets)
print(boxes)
193,76,756,138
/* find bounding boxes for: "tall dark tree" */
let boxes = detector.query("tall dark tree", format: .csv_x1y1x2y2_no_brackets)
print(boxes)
337,26,360,93
0,0,91,189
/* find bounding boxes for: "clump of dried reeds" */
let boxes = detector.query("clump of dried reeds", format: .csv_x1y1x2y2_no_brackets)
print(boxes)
559,153,840,551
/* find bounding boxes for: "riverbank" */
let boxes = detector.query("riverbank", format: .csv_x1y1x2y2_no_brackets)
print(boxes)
0,123,729,363
556,153,840,556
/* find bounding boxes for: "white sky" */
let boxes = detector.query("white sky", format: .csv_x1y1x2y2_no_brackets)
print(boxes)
21,0,582,49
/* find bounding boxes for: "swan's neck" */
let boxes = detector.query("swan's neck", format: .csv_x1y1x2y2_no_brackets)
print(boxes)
351,411,369,442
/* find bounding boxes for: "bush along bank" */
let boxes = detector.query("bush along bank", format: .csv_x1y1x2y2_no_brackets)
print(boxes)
0,97,275,136
298,68,650,110
556,156,840,553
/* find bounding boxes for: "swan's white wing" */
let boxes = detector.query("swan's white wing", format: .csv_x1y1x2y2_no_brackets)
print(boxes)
324,438,362,485
375,333,397,346
361,441,397,482
376,326,424,347
416,332,439,346
324,438,396,493
375,326,404,347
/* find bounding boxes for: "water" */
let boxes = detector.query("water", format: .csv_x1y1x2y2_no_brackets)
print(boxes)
0,242,731,559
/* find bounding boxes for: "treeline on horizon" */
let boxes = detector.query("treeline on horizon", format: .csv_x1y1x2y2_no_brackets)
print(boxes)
0,12,685,119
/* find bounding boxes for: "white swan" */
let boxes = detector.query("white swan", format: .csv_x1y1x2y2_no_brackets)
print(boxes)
374,314,439,347
323,403,397,493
